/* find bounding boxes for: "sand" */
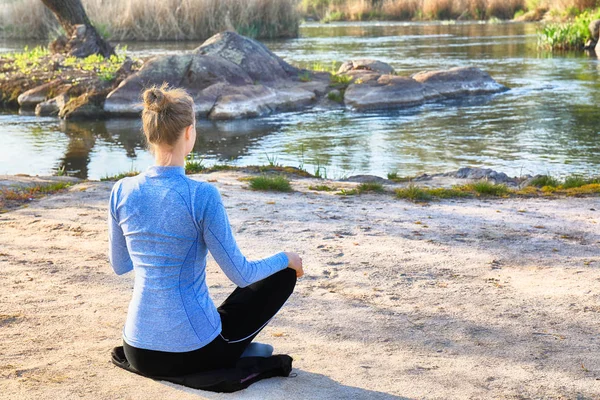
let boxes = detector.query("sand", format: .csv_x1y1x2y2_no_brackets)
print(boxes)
1,171,599,399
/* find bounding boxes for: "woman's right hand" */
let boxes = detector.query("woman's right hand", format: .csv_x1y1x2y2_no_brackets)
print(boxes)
284,252,304,278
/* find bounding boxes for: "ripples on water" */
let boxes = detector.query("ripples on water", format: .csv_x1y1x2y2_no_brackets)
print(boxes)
1,22,599,179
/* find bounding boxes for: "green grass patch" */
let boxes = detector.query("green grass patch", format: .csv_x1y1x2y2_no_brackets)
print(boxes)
336,188,358,196
248,175,292,192
357,182,384,193
309,184,335,191
394,184,433,202
537,9,600,50
528,175,560,188
327,90,344,103
185,155,206,174
0,181,72,212
100,170,140,181
461,181,510,197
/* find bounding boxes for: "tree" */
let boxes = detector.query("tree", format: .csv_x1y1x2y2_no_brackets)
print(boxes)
41,0,115,58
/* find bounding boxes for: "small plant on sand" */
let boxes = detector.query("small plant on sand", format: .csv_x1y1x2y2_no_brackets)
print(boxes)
313,162,327,179
357,182,384,194
185,154,206,174
463,181,510,197
528,175,560,188
336,188,358,196
394,184,433,202
309,184,335,191
248,175,292,192
562,174,589,189
0,181,72,212
100,170,140,181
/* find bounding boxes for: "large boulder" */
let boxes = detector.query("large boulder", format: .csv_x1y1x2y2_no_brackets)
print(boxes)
343,66,507,111
104,54,194,115
411,67,507,98
344,76,425,110
104,31,320,119
194,31,299,82
338,59,395,75
17,79,66,109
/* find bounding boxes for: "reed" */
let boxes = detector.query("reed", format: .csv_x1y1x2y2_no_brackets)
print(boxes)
300,0,596,21
0,0,300,40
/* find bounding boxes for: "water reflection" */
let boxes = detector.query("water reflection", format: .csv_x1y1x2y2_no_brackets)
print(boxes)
1,22,600,179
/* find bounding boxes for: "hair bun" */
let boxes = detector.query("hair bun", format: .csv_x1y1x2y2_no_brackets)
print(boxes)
143,87,167,112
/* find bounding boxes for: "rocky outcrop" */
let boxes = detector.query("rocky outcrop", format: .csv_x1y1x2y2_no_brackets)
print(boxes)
105,31,326,120
5,31,508,120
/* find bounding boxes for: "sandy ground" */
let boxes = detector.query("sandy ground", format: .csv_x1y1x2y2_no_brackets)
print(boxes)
1,171,599,400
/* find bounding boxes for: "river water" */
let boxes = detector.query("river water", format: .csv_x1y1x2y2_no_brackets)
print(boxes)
1,22,599,180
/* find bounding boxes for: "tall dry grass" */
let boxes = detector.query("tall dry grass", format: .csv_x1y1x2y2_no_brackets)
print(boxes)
300,0,599,21
0,0,300,40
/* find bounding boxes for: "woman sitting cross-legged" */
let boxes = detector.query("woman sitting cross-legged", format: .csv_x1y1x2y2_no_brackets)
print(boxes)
107,84,303,377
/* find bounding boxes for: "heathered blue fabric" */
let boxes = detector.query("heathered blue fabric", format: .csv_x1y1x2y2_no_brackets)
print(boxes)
108,165,289,352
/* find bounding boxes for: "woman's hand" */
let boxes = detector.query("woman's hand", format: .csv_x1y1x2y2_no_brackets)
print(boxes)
284,252,304,278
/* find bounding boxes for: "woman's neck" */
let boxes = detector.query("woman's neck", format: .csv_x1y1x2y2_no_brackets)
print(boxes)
154,148,185,167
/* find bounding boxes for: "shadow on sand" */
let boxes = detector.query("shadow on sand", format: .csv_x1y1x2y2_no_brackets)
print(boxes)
158,368,410,399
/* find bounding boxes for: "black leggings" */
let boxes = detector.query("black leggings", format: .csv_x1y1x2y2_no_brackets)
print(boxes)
123,267,297,377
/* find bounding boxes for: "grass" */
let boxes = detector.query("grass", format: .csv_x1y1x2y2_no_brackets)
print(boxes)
327,90,344,103
1,44,130,84
0,181,72,212
394,184,433,201
1,0,300,40
537,8,600,50
463,181,511,197
528,174,561,187
301,0,528,22
248,175,292,192
185,154,206,174
100,170,140,181
356,182,385,193
309,184,335,191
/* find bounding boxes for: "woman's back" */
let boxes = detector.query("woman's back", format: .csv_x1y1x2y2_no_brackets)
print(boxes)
109,165,223,352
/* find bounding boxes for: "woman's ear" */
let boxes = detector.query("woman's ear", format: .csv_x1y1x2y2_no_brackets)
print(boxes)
185,124,193,140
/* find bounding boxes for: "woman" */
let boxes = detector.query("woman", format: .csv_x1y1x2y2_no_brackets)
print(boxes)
107,84,303,377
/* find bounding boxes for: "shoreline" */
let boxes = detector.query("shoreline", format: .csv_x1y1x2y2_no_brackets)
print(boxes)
1,169,599,399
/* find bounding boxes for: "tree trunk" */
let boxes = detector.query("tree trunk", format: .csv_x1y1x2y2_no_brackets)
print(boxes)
41,0,115,58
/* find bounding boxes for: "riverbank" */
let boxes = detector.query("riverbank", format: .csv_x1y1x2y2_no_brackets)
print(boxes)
1,169,599,399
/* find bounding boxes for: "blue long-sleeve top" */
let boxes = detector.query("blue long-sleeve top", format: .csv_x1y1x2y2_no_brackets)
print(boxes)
108,165,289,352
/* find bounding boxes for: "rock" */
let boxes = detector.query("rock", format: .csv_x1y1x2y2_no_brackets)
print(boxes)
411,67,508,98
344,75,425,110
452,167,518,185
104,54,194,115
17,79,63,109
105,31,317,119
194,31,299,82
35,93,70,117
590,19,600,41
341,175,389,184
338,59,395,75
59,93,105,120
208,84,315,120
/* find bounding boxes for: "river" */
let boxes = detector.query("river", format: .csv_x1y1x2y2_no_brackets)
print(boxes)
1,21,599,180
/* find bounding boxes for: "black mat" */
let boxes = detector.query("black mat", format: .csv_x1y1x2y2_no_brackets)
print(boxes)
111,346,294,393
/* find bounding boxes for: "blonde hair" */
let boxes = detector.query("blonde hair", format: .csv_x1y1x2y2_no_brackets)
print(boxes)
141,83,194,148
